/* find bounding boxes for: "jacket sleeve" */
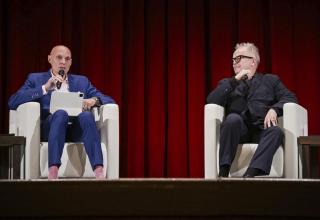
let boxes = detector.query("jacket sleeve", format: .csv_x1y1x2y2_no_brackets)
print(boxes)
84,77,115,104
206,78,238,107
270,75,297,116
8,74,44,110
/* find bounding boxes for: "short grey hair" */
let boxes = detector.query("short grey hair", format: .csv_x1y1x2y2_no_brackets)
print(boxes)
235,42,260,64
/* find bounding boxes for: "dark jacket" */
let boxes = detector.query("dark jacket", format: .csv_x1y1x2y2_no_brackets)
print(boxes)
207,73,297,128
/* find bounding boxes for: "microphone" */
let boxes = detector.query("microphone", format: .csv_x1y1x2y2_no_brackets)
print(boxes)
241,74,250,88
56,70,65,89
241,74,248,81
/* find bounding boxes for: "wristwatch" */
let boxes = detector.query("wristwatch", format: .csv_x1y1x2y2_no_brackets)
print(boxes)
92,97,101,107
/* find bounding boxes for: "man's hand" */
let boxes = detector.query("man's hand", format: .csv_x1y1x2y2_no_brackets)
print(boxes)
82,98,97,111
264,108,278,129
235,69,251,81
44,75,65,92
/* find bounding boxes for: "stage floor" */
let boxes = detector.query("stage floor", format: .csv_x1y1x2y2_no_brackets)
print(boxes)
1,178,320,219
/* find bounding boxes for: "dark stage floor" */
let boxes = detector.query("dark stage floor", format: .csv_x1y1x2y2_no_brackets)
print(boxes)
0,178,319,219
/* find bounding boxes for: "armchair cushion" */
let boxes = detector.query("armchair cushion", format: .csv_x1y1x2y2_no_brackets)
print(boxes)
39,143,108,177
228,143,283,177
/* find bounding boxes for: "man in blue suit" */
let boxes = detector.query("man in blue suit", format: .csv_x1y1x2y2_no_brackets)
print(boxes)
207,42,297,177
8,45,115,179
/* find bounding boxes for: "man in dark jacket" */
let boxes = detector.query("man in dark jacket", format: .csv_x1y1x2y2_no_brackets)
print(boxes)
207,42,297,177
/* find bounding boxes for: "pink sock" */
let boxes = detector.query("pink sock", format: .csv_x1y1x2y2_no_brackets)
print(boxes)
94,165,105,179
48,165,59,180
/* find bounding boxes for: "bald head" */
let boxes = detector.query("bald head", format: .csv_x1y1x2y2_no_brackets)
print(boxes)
50,45,71,56
48,45,72,76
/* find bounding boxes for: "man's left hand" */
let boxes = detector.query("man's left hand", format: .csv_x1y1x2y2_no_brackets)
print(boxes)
82,98,96,111
264,108,278,129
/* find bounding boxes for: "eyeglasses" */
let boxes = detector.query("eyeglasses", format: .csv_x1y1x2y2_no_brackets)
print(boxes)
54,55,72,63
232,55,253,65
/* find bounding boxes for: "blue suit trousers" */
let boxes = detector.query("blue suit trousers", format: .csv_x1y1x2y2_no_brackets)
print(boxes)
41,110,103,169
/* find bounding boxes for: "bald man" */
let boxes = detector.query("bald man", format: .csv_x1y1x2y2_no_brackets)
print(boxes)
8,45,115,179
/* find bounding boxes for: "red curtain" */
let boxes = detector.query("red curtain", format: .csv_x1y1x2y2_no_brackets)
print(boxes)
0,0,319,177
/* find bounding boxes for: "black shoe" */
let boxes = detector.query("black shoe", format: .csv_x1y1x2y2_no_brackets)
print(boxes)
243,173,255,178
243,167,266,178
218,165,230,177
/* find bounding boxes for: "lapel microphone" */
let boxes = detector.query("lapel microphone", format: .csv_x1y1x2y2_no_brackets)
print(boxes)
56,70,65,89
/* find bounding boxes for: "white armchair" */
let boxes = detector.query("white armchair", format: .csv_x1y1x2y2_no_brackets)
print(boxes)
204,103,308,179
9,102,119,180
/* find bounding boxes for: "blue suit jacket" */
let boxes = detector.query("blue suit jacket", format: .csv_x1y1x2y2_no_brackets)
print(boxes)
8,70,115,120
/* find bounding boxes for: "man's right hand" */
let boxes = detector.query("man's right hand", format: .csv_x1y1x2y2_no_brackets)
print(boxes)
235,69,251,81
44,75,64,92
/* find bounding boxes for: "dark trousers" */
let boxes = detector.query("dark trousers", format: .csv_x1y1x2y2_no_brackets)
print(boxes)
219,113,283,174
41,110,103,169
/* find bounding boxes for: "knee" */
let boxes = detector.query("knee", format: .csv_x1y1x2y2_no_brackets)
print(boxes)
78,111,94,122
52,110,69,123
223,113,243,127
266,126,284,139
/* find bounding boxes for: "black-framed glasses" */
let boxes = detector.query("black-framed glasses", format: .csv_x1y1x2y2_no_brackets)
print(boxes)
232,55,253,65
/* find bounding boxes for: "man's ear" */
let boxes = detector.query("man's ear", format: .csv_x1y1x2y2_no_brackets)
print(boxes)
48,55,51,63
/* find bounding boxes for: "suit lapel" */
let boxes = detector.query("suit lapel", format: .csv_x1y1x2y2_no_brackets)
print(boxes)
248,73,263,99
68,74,76,92
43,71,51,83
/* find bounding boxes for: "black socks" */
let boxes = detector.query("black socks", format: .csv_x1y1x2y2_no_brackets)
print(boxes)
218,165,230,177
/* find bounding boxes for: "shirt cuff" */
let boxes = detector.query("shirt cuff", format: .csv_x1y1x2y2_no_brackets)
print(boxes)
42,85,48,95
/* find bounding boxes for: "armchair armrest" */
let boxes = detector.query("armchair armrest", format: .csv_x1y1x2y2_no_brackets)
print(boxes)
10,102,41,179
204,104,225,179
97,103,119,179
283,103,308,178
9,110,17,135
